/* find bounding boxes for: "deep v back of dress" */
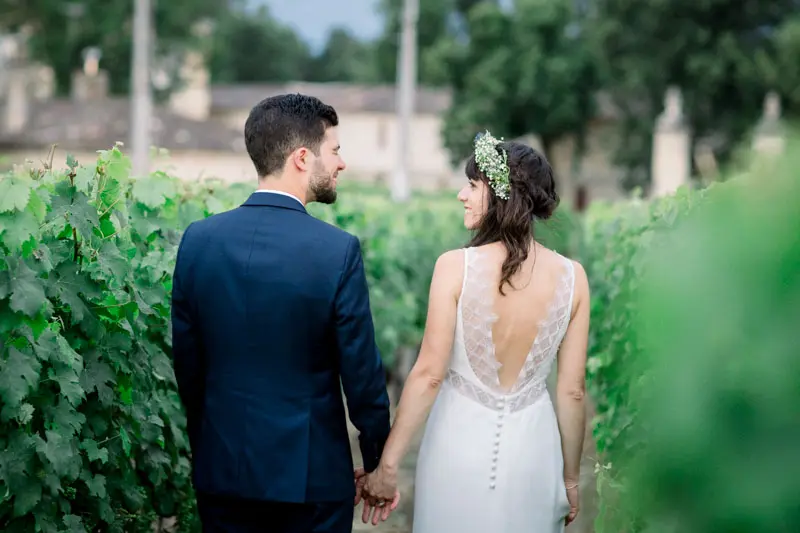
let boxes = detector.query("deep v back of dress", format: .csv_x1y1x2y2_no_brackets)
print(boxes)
413,244,576,533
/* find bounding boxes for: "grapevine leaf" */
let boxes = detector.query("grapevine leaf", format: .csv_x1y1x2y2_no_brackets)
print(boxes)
0,175,32,212
119,426,132,457
96,150,128,213
0,267,9,299
46,263,95,325
27,187,48,222
80,352,115,405
12,476,41,516
62,514,88,533
83,473,107,498
36,430,81,480
0,401,35,424
206,195,225,214
67,193,101,241
0,347,41,409
0,433,38,511
129,208,162,238
98,216,116,238
0,210,38,250
48,363,85,408
87,241,130,285
47,240,75,266
119,384,133,406
73,166,95,195
81,439,109,464
53,333,82,367
7,257,51,317
131,175,177,209
35,514,60,533
28,242,54,275
45,396,86,436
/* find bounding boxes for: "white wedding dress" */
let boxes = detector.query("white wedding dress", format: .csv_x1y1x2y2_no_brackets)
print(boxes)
412,246,575,532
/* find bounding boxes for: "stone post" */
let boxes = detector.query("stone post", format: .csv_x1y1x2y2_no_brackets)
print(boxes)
4,65,28,134
168,49,211,121
752,91,785,156
651,86,691,197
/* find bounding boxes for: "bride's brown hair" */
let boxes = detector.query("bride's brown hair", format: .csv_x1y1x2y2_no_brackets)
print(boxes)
465,140,559,295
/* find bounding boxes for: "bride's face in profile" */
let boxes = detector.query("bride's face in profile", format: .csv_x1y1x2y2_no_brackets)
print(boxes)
457,179,489,230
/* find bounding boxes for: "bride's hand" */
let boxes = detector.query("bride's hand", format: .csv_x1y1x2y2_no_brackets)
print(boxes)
360,465,400,525
565,482,580,526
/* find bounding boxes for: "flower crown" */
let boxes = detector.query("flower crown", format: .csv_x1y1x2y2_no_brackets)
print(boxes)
474,130,510,200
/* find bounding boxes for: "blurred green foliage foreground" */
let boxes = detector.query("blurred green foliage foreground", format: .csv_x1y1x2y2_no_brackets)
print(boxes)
0,139,797,532
584,141,800,533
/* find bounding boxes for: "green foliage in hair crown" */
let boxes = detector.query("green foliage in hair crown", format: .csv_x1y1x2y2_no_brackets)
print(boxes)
474,130,510,200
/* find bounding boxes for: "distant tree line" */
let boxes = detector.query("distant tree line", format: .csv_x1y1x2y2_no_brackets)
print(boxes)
2,0,799,187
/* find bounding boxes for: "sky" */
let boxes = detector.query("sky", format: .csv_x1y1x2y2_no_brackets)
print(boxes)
257,0,384,52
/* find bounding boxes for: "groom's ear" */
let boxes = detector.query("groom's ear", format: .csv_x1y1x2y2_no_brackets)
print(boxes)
290,147,310,172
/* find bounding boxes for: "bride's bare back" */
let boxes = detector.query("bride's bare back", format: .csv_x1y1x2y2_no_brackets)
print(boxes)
462,241,573,391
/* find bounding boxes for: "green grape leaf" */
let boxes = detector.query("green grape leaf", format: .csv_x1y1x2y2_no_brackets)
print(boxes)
0,175,32,212
80,352,115,405
68,193,101,240
0,402,35,424
0,347,41,409
0,267,9,299
35,430,81,480
12,476,42,516
83,473,106,498
61,514,87,533
72,166,95,195
7,256,52,317
119,426,132,457
80,438,109,464
45,396,86,436
0,210,38,250
131,175,177,209
48,364,85,407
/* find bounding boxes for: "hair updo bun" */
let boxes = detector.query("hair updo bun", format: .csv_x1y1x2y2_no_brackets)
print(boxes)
504,142,559,219
464,139,559,294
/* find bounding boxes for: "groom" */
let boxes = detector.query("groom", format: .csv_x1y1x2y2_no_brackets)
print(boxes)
171,93,393,532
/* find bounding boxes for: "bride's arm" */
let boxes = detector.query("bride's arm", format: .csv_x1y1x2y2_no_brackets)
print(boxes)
376,249,463,476
555,261,591,485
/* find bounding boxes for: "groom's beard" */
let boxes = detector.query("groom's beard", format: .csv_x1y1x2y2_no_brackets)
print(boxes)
307,162,337,205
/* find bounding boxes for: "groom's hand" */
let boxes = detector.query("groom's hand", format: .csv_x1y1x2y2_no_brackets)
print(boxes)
353,467,368,505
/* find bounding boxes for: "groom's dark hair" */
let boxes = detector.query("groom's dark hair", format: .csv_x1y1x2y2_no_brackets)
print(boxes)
244,93,339,178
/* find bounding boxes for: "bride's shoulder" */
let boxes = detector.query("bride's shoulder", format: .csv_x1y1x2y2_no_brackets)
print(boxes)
433,248,466,274
430,248,467,295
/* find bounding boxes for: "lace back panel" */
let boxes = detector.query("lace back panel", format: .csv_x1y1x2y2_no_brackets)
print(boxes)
447,247,575,412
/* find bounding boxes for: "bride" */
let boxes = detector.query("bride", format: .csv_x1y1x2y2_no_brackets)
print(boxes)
356,132,590,531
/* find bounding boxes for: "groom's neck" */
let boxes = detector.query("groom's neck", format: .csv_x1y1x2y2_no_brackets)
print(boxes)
257,175,307,205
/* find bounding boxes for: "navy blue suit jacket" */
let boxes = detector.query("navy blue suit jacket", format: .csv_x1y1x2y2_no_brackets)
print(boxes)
170,191,391,504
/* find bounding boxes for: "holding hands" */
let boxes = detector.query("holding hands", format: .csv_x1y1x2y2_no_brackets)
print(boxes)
354,466,401,526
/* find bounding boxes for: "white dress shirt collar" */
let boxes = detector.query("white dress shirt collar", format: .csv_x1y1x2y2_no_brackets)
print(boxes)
254,189,305,207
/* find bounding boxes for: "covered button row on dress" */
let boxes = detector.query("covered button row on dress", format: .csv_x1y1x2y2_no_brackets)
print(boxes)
489,397,505,489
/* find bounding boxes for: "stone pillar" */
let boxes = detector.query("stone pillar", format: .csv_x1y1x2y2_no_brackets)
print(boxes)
71,70,109,101
752,91,785,156
4,66,28,134
71,47,109,101
168,49,211,121
651,86,691,197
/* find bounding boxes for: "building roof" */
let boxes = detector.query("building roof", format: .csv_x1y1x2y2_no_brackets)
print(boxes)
210,82,453,115
0,97,245,153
